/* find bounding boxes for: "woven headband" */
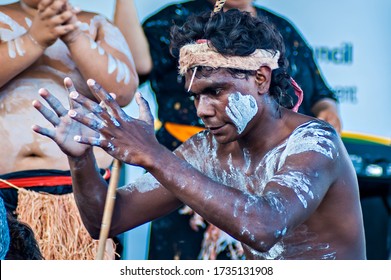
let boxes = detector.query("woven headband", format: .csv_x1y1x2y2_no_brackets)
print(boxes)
179,41,302,113
178,42,280,75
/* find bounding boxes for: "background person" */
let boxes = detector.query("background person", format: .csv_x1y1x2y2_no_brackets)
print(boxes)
0,0,138,259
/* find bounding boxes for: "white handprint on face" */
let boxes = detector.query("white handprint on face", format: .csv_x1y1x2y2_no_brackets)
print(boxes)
225,92,258,134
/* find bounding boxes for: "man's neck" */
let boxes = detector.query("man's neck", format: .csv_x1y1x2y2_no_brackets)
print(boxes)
238,104,289,157
20,1,37,17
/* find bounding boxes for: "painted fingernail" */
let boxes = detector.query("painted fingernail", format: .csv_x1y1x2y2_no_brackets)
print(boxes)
87,79,96,86
68,110,77,117
74,135,81,142
69,91,79,99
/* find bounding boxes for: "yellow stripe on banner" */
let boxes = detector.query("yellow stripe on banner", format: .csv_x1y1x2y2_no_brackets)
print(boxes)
341,131,391,146
165,122,205,143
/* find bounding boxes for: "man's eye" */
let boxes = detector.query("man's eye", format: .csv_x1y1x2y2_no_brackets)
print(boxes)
189,93,199,100
214,88,222,95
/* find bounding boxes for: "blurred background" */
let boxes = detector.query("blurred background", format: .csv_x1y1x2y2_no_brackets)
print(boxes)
1,0,390,260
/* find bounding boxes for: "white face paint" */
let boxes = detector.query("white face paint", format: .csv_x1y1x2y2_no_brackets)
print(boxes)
225,92,258,134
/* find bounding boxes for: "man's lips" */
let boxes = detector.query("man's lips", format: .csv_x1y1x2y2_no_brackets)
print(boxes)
207,124,226,133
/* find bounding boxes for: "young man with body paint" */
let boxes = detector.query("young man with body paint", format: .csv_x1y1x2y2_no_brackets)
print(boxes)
0,0,138,259
115,0,342,259
33,9,366,259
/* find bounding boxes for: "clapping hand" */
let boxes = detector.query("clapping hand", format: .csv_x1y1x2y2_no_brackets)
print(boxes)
33,77,158,166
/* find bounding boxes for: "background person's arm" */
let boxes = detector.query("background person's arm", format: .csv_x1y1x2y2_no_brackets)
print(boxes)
63,11,138,106
114,0,152,76
0,2,77,88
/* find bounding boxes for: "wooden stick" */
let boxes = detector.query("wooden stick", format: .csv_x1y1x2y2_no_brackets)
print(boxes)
95,159,122,260
0,178,21,190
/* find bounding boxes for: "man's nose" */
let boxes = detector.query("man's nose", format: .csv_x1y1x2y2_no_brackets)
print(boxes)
196,95,214,118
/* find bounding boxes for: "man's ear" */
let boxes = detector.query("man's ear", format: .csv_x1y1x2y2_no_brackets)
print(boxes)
255,66,272,95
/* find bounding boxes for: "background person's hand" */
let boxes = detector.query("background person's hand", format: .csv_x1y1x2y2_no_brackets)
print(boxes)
28,0,78,48
312,98,342,134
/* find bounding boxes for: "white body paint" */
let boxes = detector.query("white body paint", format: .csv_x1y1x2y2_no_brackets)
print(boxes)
225,92,258,134
176,120,338,259
122,172,160,193
80,15,132,85
0,12,27,58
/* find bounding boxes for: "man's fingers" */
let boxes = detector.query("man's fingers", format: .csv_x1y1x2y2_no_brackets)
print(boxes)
136,92,154,125
68,109,107,133
38,88,68,117
68,90,115,126
64,77,82,110
32,124,56,140
32,100,60,126
73,135,114,151
86,79,125,119
87,79,131,121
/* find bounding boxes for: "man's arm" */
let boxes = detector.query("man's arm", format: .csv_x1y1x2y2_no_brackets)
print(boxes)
68,82,339,252
32,78,180,238
62,11,138,107
113,0,152,76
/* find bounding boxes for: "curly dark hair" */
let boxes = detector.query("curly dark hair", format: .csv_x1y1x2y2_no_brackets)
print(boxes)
5,212,43,260
170,9,294,109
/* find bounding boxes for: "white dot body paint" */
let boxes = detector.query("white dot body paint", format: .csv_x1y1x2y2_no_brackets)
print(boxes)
270,171,314,208
24,17,32,27
83,15,132,85
0,12,28,59
177,120,338,259
225,92,258,134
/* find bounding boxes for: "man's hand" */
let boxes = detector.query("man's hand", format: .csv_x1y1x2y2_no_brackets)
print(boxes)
32,77,97,157
312,98,342,134
67,79,159,166
28,0,78,48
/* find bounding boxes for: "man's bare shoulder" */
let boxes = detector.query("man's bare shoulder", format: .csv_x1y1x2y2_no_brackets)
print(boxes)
286,119,342,157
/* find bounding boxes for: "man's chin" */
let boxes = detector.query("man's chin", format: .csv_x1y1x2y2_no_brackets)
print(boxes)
212,134,234,145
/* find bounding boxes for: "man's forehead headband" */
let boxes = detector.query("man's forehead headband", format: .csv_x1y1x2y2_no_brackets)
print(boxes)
178,41,280,76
